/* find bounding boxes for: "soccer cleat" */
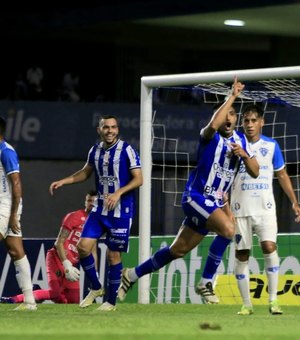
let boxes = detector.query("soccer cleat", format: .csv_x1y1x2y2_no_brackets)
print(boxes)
14,303,37,311
117,268,135,302
79,288,105,308
96,302,117,312
0,297,15,304
269,300,283,315
237,305,253,316
195,282,219,304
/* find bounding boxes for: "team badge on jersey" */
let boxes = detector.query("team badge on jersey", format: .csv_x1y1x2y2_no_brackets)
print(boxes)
267,202,273,209
259,147,268,157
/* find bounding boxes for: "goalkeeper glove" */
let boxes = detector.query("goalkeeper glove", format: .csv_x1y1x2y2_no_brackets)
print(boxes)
63,259,80,282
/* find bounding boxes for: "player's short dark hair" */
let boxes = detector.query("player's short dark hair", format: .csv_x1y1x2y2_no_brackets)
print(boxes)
0,116,6,135
99,115,119,126
242,104,264,118
87,190,98,197
212,102,238,114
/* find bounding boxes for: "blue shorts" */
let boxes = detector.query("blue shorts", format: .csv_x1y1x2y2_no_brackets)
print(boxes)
81,210,132,253
182,191,220,236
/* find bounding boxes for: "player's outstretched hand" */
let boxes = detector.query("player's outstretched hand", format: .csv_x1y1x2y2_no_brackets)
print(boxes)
63,259,80,282
292,202,300,223
49,180,64,195
232,76,245,98
65,267,80,282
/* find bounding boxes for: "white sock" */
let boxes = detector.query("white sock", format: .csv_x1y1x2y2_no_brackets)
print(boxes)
200,278,212,287
235,259,252,307
128,268,139,282
14,255,36,305
264,251,279,302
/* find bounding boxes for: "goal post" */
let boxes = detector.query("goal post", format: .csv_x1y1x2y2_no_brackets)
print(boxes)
139,66,300,304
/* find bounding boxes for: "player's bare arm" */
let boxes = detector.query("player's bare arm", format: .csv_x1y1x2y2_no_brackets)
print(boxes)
276,168,300,223
105,168,143,211
231,142,259,178
55,227,70,262
49,164,94,195
202,77,245,140
8,172,22,234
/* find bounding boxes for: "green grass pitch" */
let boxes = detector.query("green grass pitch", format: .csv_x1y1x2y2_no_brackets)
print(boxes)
1,303,299,339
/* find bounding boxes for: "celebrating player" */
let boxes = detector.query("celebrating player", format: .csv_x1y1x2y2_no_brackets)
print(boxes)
195,104,300,315
49,115,143,311
1,190,98,304
0,116,37,311
117,78,259,302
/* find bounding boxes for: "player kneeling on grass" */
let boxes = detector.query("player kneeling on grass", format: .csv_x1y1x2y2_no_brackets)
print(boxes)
0,191,98,304
117,78,259,304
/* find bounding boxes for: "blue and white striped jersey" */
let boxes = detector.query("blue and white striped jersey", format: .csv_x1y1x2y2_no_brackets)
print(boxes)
184,130,253,204
0,140,20,200
87,139,141,218
231,134,285,216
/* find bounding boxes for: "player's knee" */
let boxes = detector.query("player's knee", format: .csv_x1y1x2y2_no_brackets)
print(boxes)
77,243,89,257
261,241,276,254
8,248,24,262
236,249,250,262
169,245,188,259
221,222,235,240
107,250,121,265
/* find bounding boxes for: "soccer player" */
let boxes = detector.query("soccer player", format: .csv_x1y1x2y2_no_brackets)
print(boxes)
117,78,259,302
49,115,143,311
1,190,98,304
0,116,37,311
195,104,300,315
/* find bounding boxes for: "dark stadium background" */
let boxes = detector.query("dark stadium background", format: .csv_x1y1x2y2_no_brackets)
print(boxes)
0,0,299,237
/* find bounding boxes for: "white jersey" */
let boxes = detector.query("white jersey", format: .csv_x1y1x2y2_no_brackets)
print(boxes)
230,134,285,217
0,140,21,210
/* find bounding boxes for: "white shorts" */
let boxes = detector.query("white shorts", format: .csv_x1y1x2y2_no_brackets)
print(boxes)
234,214,277,250
0,214,22,238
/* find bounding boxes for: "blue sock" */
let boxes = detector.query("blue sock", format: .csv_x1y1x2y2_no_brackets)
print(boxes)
107,262,122,306
80,254,101,290
135,246,174,278
202,235,231,279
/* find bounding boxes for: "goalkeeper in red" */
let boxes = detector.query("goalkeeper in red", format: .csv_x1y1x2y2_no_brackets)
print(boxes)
1,190,98,304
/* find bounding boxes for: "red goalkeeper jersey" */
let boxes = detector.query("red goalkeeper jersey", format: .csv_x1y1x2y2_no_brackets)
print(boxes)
61,209,88,265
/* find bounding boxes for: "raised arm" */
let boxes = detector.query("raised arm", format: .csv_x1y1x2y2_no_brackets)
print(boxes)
202,77,245,140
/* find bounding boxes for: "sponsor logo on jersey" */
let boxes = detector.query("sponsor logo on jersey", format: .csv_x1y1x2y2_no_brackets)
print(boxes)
204,186,223,199
99,175,117,186
241,183,269,190
213,163,235,181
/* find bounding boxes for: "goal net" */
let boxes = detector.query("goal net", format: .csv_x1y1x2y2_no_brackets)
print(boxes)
138,66,300,304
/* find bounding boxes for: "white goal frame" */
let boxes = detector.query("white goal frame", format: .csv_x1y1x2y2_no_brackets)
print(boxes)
138,65,300,304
